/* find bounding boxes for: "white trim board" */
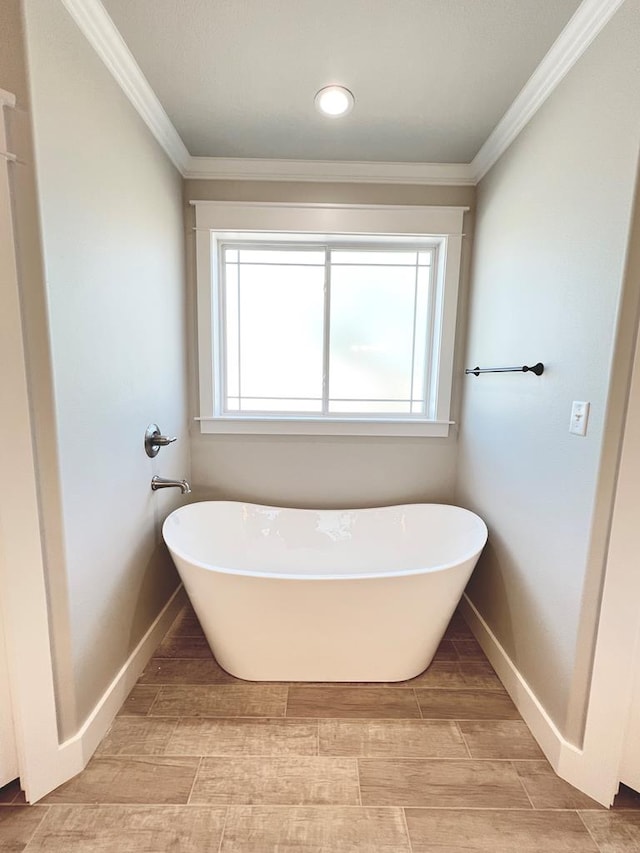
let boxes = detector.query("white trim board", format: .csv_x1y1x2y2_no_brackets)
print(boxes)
190,200,468,234
59,0,190,174
60,0,623,186
0,92,20,790
459,594,616,807
0,87,63,805
33,586,186,802
184,157,475,186
0,604,18,787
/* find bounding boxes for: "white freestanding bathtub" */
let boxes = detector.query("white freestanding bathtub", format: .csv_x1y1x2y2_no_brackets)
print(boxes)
162,502,487,682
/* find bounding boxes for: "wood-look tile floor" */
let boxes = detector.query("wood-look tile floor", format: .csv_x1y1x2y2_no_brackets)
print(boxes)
3,606,640,852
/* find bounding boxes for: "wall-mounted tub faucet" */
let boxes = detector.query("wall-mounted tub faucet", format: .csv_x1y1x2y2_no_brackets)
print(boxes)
151,475,191,495
145,423,177,458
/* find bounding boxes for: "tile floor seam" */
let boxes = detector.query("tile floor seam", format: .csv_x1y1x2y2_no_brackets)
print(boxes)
413,688,423,720
186,756,203,805
160,717,182,756
513,762,537,810
159,714,294,721
13,803,50,852
13,803,615,812
78,753,552,762
454,721,473,758
0,786,24,806
160,685,510,691
401,807,415,853
281,716,432,723
576,809,606,852
40,803,237,809
145,687,164,717
216,806,229,853
415,687,513,693
97,753,372,762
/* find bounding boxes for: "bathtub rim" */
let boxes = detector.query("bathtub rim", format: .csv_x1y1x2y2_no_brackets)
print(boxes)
162,500,488,582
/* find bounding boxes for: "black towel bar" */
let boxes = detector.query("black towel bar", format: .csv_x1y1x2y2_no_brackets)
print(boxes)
465,362,544,377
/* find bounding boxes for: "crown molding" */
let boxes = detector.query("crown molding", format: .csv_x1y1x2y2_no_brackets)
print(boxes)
60,0,190,174
471,0,626,182
61,0,622,187
184,156,476,185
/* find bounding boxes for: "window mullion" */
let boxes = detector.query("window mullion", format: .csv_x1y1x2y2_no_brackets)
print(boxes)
322,247,331,415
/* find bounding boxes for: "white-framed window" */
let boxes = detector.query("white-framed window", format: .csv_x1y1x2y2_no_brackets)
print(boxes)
193,202,466,436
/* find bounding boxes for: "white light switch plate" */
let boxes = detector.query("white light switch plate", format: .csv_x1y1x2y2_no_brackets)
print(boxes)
570,401,590,436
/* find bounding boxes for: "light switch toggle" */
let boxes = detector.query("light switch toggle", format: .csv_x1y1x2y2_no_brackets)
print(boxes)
569,401,590,436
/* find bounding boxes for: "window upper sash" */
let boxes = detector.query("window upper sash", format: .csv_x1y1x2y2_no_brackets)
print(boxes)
217,241,437,418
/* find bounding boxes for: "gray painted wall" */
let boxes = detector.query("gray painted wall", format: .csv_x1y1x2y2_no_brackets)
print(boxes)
456,0,640,740
22,0,190,734
1,0,78,739
184,180,475,508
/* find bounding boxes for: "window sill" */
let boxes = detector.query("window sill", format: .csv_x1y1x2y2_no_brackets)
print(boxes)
197,417,452,437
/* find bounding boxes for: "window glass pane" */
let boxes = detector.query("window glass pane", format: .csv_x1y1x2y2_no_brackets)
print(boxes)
238,249,325,265
237,264,324,400
412,266,431,407
418,251,432,266
329,400,412,414
329,265,416,404
225,249,239,263
331,250,418,266
224,263,240,397
238,398,322,413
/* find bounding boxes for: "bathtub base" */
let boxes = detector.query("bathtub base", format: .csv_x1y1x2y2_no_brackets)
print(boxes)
175,556,476,682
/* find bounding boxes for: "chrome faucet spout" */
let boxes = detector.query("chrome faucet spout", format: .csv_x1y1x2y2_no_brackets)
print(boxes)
151,475,191,495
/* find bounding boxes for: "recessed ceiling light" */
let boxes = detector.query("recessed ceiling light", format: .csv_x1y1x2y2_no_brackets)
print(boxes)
314,85,355,118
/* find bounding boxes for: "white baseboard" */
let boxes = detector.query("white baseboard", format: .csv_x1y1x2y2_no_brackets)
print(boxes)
32,585,186,801
459,594,613,807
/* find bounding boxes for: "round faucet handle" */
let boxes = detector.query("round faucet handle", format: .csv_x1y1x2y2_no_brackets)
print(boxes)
144,423,177,457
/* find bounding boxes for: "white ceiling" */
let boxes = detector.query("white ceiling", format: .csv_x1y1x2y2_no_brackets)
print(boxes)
100,0,583,164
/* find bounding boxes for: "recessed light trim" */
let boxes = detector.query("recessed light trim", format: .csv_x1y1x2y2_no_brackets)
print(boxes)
314,85,355,118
